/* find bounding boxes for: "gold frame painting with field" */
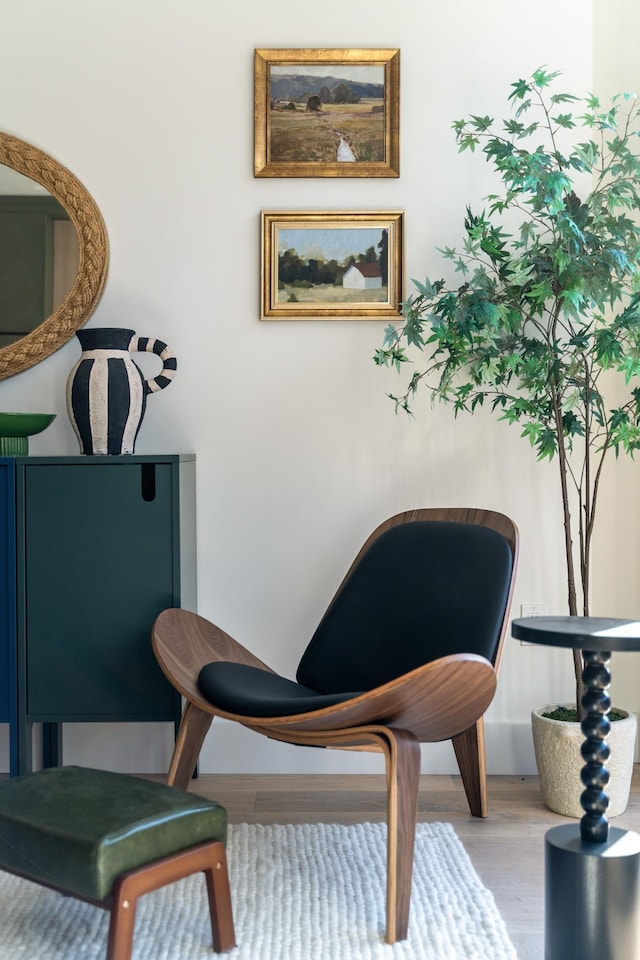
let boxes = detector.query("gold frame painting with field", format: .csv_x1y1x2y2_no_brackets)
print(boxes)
254,48,400,178
261,211,404,319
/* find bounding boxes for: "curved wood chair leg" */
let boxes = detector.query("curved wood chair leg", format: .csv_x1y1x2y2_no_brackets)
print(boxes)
381,728,421,944
452,718,487,818
167,701,214,790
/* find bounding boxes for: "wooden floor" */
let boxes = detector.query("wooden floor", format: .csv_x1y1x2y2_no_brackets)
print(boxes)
185,767,640,960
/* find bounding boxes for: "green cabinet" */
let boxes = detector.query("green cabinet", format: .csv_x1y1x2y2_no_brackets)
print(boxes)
0,462,16,748
4,455,195,774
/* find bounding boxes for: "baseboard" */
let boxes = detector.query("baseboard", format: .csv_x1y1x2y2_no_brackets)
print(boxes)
0,719,538,776
197,718,538,776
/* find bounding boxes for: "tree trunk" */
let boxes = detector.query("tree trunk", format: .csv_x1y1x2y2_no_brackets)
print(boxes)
554,390,586,720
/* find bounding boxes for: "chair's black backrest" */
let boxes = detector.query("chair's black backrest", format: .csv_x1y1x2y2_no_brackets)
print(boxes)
296,520,514,695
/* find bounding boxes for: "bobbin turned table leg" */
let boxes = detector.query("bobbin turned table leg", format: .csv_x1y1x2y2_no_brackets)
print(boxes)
580,650,613,843
545,650,640,960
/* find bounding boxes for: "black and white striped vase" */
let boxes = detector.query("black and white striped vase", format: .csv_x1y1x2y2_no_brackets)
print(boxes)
66,327,177,455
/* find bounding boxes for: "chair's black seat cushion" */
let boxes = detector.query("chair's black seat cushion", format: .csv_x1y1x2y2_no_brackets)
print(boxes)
296,520,513,694
198,661,363,717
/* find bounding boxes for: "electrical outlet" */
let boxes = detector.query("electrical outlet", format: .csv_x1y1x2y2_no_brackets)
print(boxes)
520,602,545,618
519,603,545,644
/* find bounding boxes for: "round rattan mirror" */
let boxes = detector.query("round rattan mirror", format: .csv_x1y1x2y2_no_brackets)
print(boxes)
0,132,109,379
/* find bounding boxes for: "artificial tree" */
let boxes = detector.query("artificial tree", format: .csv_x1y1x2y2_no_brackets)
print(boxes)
375,68,640,718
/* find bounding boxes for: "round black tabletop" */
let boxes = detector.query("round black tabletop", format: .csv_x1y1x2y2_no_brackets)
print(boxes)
511,616,640,651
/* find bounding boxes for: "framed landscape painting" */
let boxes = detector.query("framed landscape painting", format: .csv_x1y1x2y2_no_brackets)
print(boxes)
261,210,404,319
254,48,400,178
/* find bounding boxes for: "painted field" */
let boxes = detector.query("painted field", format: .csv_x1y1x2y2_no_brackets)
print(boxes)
269,100,384,163
278,284,388,304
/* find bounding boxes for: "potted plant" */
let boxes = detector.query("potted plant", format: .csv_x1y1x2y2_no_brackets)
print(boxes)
374,67,640,816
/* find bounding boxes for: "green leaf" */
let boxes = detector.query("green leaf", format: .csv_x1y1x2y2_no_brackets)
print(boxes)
610,408,629,431
562,411,584,437
470,114,493,132
504,119,526,136
509,78,531,102
620,354,640,383
553,113,576,129
569,332,590,349
532,67,562,88
382,324,400,348
550,92,579,105
412,278,435,298
405,317,425,349
594,328,623,366
537,428,558,460
559,288,586,315
514,98,533,120
458,134,479,153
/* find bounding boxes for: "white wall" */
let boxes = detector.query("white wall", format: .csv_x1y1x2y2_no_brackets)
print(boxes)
593,0,640,712
1,0,635,776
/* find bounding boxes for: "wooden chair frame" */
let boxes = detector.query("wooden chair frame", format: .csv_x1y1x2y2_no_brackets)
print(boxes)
152,507,518,943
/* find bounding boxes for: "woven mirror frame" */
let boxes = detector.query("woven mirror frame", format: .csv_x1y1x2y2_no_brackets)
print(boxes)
0,132,109,380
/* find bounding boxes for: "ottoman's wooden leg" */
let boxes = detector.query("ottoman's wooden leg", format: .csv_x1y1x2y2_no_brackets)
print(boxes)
106,840,236,960
106,885,138,960
204,845,236,952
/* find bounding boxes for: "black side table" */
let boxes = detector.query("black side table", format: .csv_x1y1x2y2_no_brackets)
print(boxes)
512,616,640,960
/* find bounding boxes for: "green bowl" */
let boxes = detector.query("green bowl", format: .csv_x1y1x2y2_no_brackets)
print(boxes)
0,412,56,455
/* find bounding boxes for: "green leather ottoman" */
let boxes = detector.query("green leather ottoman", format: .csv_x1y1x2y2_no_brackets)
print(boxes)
0,765,235,959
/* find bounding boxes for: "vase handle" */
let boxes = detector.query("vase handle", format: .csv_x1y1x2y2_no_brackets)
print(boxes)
130,336,177,394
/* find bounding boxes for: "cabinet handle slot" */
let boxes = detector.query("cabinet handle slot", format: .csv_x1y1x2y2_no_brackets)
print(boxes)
141,463,156,502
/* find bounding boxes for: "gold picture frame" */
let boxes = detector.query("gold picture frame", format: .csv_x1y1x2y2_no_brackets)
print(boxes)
261,210,404,319
254,48,400,178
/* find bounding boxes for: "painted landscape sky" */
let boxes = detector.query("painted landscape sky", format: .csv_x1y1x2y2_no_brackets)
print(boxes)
278,227,385,262
270,65,384,84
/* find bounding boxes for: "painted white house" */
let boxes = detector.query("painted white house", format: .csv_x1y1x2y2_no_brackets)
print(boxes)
342,263,383,290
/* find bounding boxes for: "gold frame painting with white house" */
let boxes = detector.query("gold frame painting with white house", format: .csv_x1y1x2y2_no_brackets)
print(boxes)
261,210,404,319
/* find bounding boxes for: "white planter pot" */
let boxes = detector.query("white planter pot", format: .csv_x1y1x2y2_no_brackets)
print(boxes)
531,704,637,818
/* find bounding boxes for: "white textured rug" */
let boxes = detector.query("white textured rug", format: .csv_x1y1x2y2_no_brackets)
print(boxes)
0,822,518,959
